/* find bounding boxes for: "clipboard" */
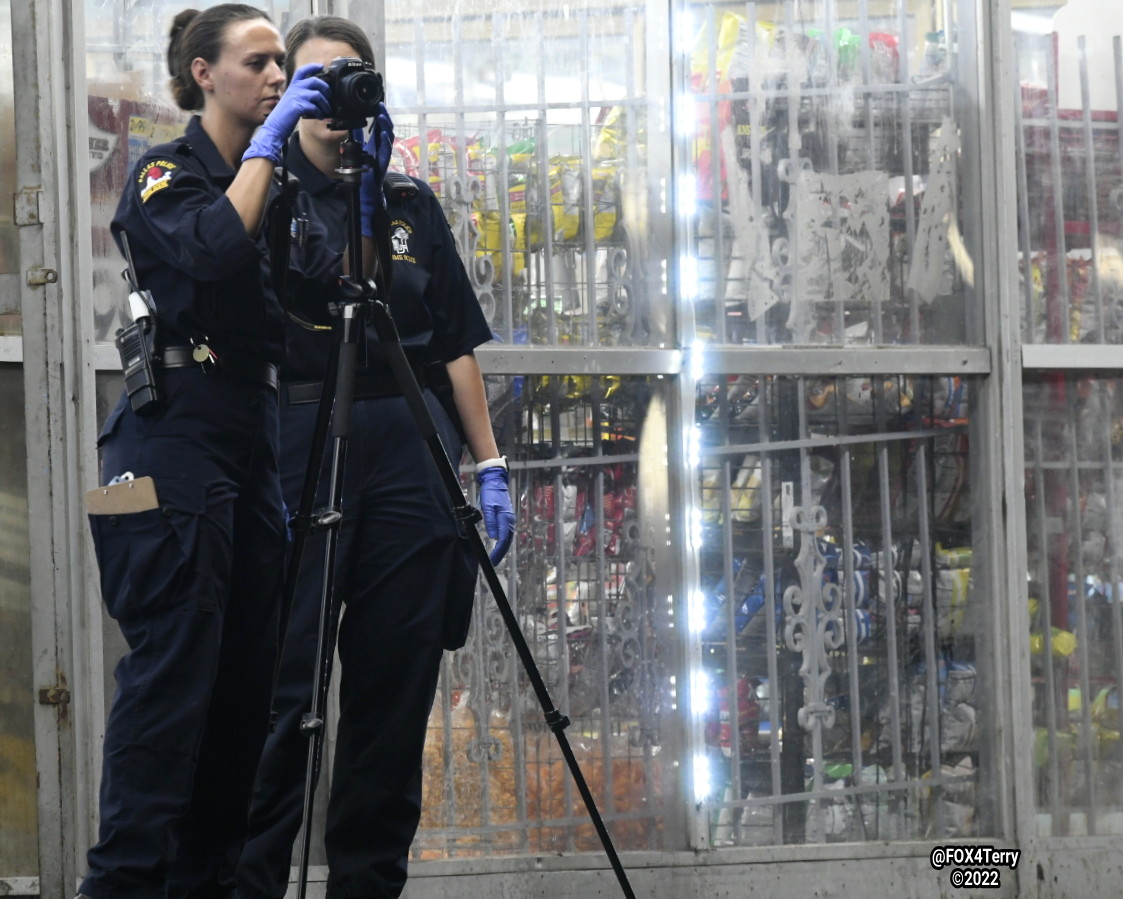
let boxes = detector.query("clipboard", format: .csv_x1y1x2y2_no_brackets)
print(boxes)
85,476,160,515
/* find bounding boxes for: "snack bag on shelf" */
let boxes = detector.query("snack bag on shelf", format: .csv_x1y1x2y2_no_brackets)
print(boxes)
935,567,970,636
549,156,582,243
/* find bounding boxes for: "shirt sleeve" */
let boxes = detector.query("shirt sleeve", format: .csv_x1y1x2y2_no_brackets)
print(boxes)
422,184,494,361
121,152,260,280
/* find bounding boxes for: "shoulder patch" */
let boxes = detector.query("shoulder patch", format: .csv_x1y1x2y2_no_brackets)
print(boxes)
390,220,416,264
138,160,179,203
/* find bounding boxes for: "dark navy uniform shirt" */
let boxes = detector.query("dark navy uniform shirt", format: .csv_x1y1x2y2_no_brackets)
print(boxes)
282,133,492,382
112,116,341,367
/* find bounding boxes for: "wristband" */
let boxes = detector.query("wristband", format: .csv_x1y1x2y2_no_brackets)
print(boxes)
475,455,508,473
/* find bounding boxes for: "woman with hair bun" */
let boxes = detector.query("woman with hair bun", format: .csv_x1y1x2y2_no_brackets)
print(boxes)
76,5,365,897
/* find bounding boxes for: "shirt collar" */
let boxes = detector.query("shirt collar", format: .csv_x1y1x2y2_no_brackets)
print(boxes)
287,133,340,198
184,116,237,180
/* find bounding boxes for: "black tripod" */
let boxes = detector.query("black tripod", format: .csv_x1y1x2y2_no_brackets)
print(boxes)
277,130,637,899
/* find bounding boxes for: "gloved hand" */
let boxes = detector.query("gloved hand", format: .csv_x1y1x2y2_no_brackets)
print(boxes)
357,103,395,237
242,62,331,165
477,462,515,565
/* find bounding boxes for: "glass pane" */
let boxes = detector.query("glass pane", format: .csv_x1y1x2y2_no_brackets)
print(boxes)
694,372,987,843
1023,372,1123,836
1013,4,1123,345
682,1,978,346
416,374,676,857
85,1,298,344
385,3,662,347
1,0,20,335
0,365,37,874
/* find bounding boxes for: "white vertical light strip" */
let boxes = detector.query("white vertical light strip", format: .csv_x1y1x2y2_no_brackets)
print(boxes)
691,667,712,801
693,752,712,804
688,588,707,634
681,253,698,301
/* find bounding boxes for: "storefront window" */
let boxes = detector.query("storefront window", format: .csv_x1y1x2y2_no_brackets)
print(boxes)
1014,2,1123,347
385,4,660,349
1022,372,1123,837
693,371,985,844
418,373,675,858
1013,2,1123,838
683,1,976,347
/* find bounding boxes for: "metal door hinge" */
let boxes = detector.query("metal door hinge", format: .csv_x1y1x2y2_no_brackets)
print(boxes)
14,186,42,226
39,686,71,706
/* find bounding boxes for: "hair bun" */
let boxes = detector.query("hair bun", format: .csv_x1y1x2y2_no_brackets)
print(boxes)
167,9,200,78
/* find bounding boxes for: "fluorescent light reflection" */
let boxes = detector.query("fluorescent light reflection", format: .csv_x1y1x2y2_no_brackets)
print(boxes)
690,339,705,381
678,173,697,219
693,752,712,802
680,254,698,301
688,588,706,633
687,423,701,468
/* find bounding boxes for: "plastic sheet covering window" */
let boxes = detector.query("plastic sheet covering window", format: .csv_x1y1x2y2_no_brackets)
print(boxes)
84,0,294,344
415,374,673,859
1014,3,1123,346
696,371,984,845
1023,373,1123,837
685,1,970,346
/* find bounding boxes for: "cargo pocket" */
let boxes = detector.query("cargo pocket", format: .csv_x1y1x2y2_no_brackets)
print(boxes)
89,478,209,621
441,537,479,651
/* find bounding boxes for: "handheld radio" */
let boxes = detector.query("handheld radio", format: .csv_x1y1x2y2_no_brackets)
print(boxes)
115,232,163,414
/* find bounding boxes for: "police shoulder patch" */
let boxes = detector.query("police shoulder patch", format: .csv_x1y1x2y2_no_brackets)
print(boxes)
390,220,417,264
138,160,179,203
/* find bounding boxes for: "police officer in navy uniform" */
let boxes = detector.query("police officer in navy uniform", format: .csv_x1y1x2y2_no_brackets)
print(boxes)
235,16,515,899
76,6,362,898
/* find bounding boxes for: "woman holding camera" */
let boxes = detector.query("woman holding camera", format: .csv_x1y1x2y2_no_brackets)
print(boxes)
234,16,513,899
78,5,350,897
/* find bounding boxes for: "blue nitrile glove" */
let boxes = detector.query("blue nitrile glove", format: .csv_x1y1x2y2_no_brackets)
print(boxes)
243,62,331,165
477,461,515,565
357,103,395,236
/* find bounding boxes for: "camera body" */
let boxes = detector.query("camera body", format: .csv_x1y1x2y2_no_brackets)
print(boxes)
318,56,384,130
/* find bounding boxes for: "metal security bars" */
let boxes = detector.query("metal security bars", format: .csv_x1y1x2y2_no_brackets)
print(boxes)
385,3,680,857
1022,374,1123,838
415,374,674,858
682,0,971,349
692,372,981,845
384,0,997,860
1013,7,1123,841
678,0,991,850
384,6,657,350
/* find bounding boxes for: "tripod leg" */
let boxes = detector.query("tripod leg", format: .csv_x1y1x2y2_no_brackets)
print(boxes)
286,305,363,899
272,337,339,725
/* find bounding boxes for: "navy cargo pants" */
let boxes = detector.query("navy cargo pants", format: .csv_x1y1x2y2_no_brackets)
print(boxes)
236,388,477,899
81,369,286,899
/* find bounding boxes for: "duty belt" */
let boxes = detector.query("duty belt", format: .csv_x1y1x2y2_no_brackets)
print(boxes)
283,363,432,405
162,345,279,393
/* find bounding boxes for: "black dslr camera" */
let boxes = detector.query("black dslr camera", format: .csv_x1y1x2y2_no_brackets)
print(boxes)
318,56,384,130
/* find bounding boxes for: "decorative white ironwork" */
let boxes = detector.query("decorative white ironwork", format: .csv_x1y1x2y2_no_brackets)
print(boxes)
442,172,501,328
782,504,846,732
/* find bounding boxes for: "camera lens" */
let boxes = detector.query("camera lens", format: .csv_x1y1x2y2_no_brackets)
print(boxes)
338,70,384,115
